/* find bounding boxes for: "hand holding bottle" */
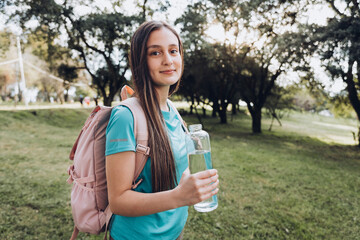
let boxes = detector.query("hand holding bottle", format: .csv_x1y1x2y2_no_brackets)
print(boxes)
174,168,219,207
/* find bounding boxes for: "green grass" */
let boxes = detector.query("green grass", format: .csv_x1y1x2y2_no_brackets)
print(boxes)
0,107,359,239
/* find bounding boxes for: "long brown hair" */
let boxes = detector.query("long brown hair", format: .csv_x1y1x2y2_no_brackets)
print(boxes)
130,21,184,192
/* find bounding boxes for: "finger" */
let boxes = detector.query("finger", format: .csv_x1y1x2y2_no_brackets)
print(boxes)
193,169,218,179
196,174,218,187
201,187,219,201
201,179,219,194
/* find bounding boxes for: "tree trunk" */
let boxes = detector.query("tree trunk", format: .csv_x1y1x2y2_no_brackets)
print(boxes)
64,88,69,102
103,97,112,107
212,100,219,117
344,63,360,122
232,103,237,115
212,109,217,117
251,108,262,133
99,84,114,107
218,100,228,124
194,105,203,127
344,61,360,147
59,94,64,104
190,96,194,114
219,108,227,124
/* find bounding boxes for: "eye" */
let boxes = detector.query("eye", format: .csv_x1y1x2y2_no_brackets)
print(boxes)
150,51,160,56
170,49,179,54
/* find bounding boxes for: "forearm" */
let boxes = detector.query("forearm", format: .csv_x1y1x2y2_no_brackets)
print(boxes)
106,152,219,217
109,188,181,217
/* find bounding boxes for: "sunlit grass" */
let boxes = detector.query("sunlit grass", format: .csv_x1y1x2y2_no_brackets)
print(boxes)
262,111,358,145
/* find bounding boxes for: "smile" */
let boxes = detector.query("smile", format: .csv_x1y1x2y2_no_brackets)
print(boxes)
160,69,176,74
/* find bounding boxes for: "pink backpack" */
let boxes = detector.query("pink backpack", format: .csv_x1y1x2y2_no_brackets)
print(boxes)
67,96,149,240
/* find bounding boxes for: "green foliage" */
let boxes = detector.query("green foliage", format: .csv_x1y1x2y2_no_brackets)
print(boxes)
63,11,141,106
176,0,311,131
178,41,245,123
306,0,360,126
3,0,359,137
291,87,320,112
330,92,357,118
0,107,359,239
175,2,209,48
26,28,71,72
57,64,78,83
0,30,11,57
4,0,145,106
75,87,93,100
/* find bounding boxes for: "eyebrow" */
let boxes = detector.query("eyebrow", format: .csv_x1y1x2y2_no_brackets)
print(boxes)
147,44,179,49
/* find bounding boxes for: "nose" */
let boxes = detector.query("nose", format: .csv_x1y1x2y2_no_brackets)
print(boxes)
162,52,173,65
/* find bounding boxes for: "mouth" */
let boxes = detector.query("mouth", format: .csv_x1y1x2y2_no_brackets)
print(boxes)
160,69,176,74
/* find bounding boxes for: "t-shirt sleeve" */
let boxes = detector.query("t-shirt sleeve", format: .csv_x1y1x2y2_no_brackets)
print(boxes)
105,106,136,156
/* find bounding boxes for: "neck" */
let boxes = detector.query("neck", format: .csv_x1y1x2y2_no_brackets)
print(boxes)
155,86,170,111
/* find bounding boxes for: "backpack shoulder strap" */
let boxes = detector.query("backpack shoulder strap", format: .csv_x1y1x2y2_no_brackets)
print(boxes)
119,97,149,187
120,97,148,141
167,99,189,134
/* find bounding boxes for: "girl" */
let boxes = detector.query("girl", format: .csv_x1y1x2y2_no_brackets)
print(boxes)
105,20,219,240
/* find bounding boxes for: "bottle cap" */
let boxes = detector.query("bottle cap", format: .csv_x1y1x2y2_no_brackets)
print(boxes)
189,124,202,132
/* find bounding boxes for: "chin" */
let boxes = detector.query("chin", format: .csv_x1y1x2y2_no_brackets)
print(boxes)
157,77,179,86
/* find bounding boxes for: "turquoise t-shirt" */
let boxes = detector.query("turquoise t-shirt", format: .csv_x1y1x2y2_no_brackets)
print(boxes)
105,102,189,240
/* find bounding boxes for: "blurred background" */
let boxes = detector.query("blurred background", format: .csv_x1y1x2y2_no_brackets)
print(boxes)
1,0,359,137
0,1,359,239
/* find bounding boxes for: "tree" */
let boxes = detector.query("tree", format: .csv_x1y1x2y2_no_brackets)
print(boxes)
26,29,78,103
308,0,360,145
264,85,294,131
66,12,140,106
57,64,78,102
208,0,309,132
4,0,175,106
175,2,211,118
0,30,11,57
177,2,250,124
0,30,13,100
206,43,246,124
3,0,143,106
176,0,310,128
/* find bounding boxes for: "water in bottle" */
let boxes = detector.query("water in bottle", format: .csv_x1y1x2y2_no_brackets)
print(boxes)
187,124,218,212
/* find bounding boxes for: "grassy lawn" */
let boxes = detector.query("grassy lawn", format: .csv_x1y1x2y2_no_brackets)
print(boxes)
0,106,359,239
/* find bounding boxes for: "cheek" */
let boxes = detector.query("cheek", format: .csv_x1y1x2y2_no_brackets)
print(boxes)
147,60,157,73
175,56,182,68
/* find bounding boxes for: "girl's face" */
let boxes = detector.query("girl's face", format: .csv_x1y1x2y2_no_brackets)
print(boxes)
146,27,182,91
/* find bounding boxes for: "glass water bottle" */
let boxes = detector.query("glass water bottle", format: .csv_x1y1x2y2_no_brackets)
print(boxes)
187,124,218,212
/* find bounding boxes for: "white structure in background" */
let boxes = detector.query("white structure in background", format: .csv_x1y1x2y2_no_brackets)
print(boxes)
319,109,334,117
16,36,29,106
0,35,88,104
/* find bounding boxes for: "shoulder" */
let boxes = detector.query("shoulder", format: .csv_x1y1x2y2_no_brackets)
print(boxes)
112,104,133,116
108,105,134,128
106,105,137,156
120,97,144,115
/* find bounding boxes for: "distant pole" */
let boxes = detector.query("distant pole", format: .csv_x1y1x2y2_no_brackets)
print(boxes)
16,36,28,106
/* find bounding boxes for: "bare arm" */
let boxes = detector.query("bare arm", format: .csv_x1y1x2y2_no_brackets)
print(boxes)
106,151,219,217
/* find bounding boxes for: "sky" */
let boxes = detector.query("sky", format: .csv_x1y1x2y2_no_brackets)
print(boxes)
0,0,347,95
